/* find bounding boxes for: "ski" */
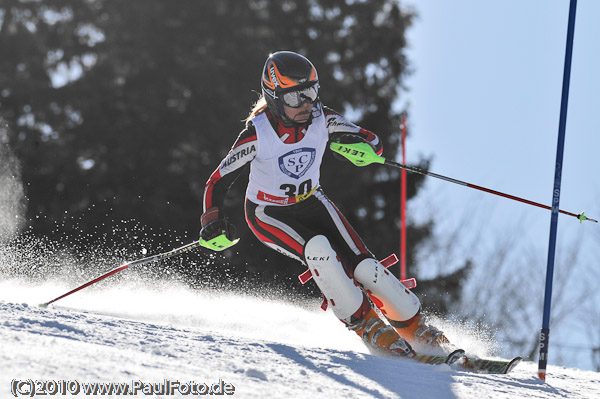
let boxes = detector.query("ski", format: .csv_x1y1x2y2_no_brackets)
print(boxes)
411,349,465,366
456,354,523,374
410,349,522,374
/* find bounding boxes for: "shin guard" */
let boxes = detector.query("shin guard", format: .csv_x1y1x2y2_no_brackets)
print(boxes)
353,258,420,322
304,235,363,321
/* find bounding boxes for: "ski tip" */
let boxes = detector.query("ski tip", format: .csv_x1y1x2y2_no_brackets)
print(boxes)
504,357,523,374
446,349,466,365
38,303,49,309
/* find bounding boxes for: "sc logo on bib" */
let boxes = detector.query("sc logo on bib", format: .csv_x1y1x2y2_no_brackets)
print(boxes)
279,148,316,179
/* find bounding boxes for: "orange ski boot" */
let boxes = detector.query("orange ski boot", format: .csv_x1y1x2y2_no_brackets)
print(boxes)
347,306,415,357
389,312,452,351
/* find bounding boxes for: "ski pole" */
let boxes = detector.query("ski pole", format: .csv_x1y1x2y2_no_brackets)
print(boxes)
38,233,239,308
330,142,597,224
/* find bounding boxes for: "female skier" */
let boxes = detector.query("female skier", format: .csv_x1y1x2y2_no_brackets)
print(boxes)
200,51,449,357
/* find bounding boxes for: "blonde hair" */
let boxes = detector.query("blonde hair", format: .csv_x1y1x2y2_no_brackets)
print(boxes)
245,96,268,125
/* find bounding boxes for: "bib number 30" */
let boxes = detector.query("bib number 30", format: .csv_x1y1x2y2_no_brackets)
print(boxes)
280,179,312,197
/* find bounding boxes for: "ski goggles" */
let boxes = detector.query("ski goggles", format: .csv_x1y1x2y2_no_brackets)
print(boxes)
280,85,319,108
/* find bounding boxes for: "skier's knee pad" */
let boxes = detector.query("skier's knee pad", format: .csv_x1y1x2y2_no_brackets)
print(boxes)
304,235,363,320
354,258,420,322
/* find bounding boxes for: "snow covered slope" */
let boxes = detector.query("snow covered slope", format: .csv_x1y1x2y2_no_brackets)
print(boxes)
1,281,598,399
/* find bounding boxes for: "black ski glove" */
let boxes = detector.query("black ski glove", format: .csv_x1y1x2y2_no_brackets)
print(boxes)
200,207,237,241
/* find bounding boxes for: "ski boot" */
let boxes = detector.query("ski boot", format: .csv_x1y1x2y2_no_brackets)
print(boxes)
389,312,452,351
347,306,415,357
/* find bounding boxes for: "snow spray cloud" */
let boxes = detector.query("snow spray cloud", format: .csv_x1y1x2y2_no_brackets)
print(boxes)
0,120,26,242
0,120,277,296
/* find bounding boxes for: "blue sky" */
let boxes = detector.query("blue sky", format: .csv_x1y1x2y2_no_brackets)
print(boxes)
401,0,599,370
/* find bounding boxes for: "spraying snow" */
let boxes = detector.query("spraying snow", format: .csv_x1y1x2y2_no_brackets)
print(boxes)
1,278,598,398
0,138,26,242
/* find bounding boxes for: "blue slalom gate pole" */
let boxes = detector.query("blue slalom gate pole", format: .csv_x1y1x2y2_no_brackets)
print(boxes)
538,0,577,381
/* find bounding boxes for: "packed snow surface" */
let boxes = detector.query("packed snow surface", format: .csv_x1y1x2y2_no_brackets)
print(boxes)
1,280,598,398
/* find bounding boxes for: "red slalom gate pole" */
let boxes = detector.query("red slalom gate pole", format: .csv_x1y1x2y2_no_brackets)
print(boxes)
400,114,407,280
